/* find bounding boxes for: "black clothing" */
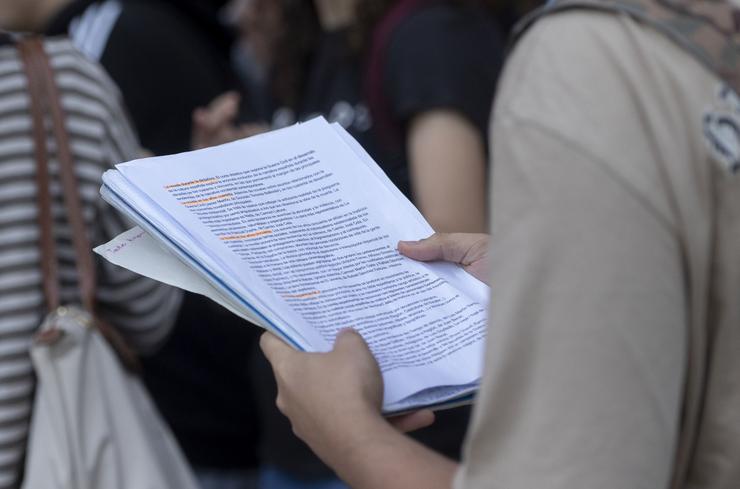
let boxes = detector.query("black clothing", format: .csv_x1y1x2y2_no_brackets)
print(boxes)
384,5,501,146
273,4,501,200
143,295,261,469
46,0,236,156
257,3,503,478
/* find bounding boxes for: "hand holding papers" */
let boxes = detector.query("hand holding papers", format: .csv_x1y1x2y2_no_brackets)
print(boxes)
96,117,489,413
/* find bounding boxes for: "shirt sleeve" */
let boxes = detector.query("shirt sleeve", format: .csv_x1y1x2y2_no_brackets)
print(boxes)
383,5,503,136
456,12,691,489
88,60,183,354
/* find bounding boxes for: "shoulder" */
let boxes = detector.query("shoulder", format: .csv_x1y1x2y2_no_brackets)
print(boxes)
383,3,504,91
114,0,190,29
101,0,226,85
381,3,503,129
44,38,139,163
0,37,125,110
40,37,128,118
498,9,717,124
108,0,209,50
389,4,502,57
43,37,118,90
494,10,720,228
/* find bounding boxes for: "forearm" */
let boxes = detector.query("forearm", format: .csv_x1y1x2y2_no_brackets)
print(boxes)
319,411,457,489
260,330,459,489
408,110,488,234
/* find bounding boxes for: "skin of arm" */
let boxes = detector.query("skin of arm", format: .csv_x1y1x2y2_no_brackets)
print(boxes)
407,110,488,233
260,330,456,489
260,234,490,489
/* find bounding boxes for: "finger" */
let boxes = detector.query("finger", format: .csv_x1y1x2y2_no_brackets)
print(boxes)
333,328,370,352
192,107,205,124
397,235,439,262
397,233,468,264
205,91,241,126
192,106,220,141
388,410,436,433
401,233,489,265
192,107,212,135
260,331,295,364
191,110,215,149
208,90,240,110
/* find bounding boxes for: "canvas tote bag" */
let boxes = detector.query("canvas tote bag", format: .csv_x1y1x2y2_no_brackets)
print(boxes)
16,37,199,489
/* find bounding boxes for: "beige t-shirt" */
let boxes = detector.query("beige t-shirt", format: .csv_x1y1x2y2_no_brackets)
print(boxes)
455,10,740,489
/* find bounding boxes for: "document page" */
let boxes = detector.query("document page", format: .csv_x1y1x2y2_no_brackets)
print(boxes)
105,118,489,406
94,226,267,327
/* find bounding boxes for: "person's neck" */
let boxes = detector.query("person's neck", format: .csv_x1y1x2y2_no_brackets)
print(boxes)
314,0,356,31
30,0,69,31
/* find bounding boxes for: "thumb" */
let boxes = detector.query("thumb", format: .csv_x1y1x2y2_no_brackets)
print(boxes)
260,331,295,364
333,328,368,352
399,233,487,266
398,233,467,263
398,235,443,262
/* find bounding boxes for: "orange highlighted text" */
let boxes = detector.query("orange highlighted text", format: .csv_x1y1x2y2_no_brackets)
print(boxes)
182,193,233,206
282,290,321,299
220,229,273,241
165,178,219,189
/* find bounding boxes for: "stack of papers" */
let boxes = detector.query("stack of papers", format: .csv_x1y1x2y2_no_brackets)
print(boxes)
95,117,489,413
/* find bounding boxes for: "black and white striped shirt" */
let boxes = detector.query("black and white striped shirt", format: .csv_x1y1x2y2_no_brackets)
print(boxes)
0,38,181,488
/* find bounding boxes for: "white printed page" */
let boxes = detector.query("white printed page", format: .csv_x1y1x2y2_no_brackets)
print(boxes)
101,173,316,350
332,123,488,305
111,117,488,406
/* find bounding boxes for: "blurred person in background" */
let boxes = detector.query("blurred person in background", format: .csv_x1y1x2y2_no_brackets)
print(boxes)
5,1,264,488
0,29,181,488
205,0,504,233
43,0,241,155
191,0,507,487
221,0,283,126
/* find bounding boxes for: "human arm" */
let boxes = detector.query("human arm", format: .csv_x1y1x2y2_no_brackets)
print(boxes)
90,63,183,353
407,110,487,233
260,330,456,489
384,6,503,233
259,232,489,488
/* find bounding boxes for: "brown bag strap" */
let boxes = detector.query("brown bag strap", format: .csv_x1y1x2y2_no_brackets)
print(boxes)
18,38,61,312
25,38,97,313
18,37,140,371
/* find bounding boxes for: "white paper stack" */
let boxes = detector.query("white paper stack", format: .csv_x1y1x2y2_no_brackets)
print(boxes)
96,117,489,413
